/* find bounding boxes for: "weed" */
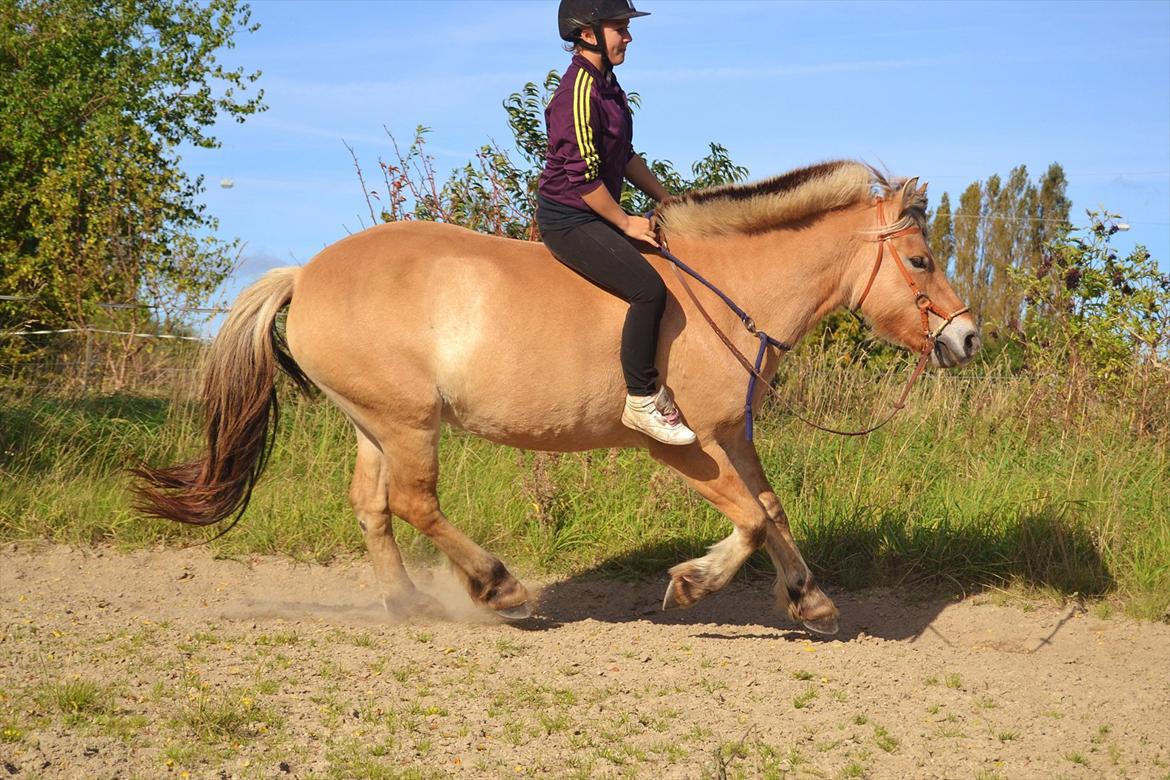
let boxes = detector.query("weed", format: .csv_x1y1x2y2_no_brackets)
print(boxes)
175,687,279,744
254,631,299,647
538,710,570,735
839,760,865,778
1064,751,1088,765
495,638,529,658
349,632,376,649
793,686,818,709
872,725,899,753
699,677,728,694
944,673,963,689
792,669,814,681
41,679,110,724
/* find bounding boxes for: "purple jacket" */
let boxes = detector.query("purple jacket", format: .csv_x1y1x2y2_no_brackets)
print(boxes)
537,55,635,211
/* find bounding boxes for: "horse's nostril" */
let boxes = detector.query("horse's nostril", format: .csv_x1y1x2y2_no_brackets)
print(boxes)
964,333,980,357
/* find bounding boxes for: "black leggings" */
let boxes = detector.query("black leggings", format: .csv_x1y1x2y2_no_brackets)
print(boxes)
540,219,666,396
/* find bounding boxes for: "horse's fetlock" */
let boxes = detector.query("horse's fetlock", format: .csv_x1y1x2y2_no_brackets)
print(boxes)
744,519,768,549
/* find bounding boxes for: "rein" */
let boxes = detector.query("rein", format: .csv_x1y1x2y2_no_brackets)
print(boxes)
652,197,965,440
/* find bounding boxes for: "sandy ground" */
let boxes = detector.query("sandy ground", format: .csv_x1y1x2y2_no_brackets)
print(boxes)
0,545,1167,779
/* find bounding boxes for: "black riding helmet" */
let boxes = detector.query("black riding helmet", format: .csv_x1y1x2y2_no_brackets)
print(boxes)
558,0,649,71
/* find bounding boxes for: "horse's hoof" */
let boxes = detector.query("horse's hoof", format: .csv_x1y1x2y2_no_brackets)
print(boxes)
495,603,532,621
802,615,839,636
662,580,681,610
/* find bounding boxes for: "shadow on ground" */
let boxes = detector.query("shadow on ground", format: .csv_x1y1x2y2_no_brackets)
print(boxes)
521,544,963,644
520,524,1111,644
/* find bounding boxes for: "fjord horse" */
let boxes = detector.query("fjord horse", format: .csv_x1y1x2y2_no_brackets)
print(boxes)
136,161,980,634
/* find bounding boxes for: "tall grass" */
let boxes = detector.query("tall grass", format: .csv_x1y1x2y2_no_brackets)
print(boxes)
1,347,1166,619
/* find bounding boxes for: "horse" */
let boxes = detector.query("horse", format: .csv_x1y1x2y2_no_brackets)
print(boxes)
135,160,981,635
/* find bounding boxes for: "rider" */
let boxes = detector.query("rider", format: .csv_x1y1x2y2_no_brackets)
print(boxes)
537,0,696,446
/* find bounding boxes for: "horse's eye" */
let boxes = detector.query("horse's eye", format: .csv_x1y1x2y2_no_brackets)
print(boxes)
909,255,929,271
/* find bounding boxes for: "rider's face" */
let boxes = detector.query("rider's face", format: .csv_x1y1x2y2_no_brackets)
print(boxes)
581,20,633,66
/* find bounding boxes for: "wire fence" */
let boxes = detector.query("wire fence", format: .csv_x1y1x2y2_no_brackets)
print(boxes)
2,327,207,396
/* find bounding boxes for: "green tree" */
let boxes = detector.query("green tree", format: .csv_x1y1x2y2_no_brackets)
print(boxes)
928,191,954,276
1025,163,1072,326
953,181,983,318
0,0,264,365
1015,210,1168,389
940,164,1070,336
984,165,1033,331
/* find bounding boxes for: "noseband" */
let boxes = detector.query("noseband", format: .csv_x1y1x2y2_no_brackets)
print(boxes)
854,198,970,347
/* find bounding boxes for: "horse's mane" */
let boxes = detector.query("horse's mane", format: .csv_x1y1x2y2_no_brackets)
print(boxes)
659,160,926,238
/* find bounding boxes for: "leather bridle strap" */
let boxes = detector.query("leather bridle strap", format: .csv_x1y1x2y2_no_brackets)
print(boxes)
856,199,970,342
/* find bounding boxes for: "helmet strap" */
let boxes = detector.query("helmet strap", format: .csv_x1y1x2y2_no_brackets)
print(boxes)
576,22,612,74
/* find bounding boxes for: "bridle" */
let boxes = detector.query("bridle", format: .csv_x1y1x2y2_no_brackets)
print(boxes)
854,198,970,346
655,196,972,439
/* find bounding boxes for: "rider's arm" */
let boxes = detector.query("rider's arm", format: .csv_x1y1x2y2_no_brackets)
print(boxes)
625,154,671,203
581,184,658,246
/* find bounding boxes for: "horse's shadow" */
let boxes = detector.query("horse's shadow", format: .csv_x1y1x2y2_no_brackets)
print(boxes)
518,516,1113,645
521,545,960,644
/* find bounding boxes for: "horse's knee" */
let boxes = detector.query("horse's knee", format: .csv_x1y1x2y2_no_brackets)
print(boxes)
388,490,441,533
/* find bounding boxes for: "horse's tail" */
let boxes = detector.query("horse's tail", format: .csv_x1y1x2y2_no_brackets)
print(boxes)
134,267,314,528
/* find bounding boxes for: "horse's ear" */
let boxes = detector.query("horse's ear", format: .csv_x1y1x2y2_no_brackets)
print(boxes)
916,181,928,197
899,177,920,206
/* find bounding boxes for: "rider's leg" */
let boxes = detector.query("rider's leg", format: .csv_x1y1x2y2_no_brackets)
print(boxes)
540,219,695,445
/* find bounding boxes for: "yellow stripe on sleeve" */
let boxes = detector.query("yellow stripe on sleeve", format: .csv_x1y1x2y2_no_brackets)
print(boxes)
573,69,599,181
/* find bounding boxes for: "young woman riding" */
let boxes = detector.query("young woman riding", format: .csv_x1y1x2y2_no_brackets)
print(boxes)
537,0,696,446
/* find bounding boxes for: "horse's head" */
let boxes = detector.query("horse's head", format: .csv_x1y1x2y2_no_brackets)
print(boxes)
851,178,981,368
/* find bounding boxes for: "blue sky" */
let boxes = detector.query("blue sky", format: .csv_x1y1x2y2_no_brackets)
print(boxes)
183,0,1170,325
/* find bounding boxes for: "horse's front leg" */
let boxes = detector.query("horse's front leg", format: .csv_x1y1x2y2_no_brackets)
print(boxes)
723,435,839,635
648,440,770,610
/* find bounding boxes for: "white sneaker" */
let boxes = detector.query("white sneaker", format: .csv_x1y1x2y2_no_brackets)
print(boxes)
621,387,697,445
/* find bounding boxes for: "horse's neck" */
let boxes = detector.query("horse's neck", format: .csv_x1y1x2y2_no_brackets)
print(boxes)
670,208,862,348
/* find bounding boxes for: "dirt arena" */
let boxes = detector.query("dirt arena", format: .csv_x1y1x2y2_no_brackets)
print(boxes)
1,545,1167,779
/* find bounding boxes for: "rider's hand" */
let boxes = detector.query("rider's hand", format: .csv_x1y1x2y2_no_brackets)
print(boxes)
621,214,659,247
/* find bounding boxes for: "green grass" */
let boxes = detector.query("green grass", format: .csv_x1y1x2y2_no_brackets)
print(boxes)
2,351,1167,619
173,685,281,744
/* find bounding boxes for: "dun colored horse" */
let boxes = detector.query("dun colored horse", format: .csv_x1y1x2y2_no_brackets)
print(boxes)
136,161,981,635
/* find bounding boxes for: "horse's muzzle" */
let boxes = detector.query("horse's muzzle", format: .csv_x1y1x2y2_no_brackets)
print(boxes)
933,322,981,368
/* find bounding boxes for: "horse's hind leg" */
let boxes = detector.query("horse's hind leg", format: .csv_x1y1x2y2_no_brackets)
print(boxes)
379,418,531,619
649,440,770,610
723,435,839,635
349,429,443,619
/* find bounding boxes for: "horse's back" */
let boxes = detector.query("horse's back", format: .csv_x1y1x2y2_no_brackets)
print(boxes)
286,222,635,447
